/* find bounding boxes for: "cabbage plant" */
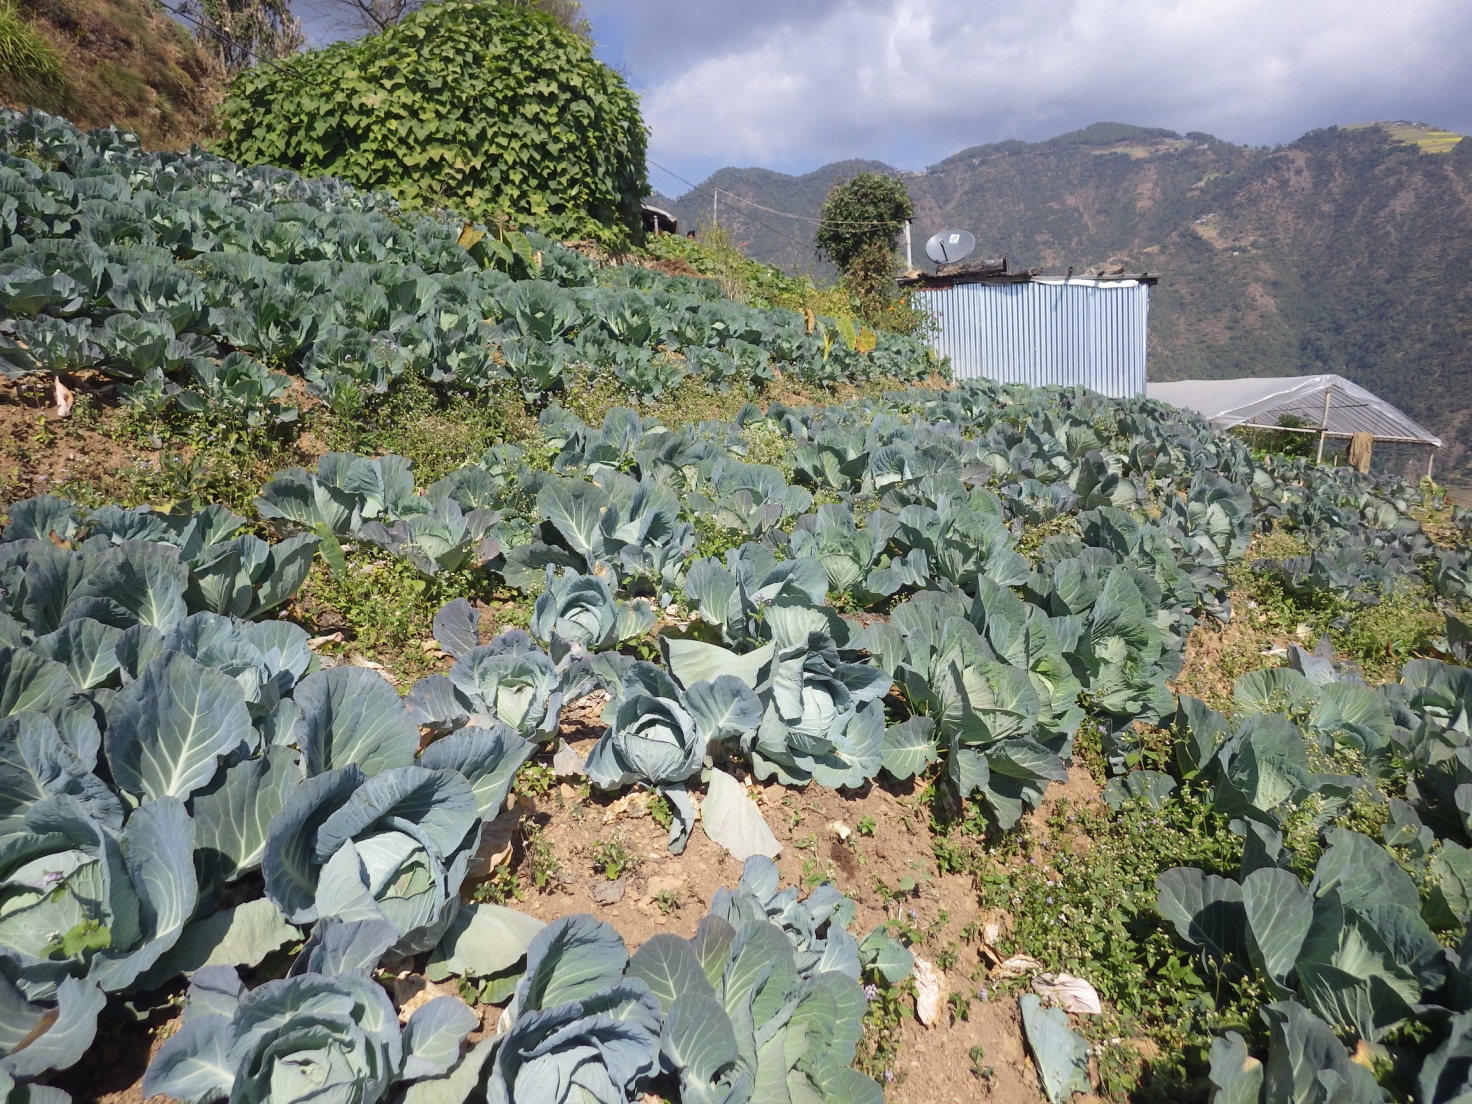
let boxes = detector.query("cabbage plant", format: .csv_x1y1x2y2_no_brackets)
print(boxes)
487,915,662,1104
0,793,194,1013
264,761,489,956
864,594,1065,827
586,662,760,850
406,631,564,742
144,920,478,1104
530,566,655,665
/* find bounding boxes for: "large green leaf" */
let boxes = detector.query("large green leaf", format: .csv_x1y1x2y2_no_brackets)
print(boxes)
0,646,75,719
1208,1032,1263,1104
133,898,300,991
879,716,937,780
192,745,302,886
1020,993,1092,1104
1242,866,1313,993
702,769,781,862
91,796,197,991
293,666,418,777
514,914,628,1014
664,992,742,1104
104,652,252,802
628,934,715,1013
1156,867,1248,965
427,903,544,982
1260,1000,1386,1104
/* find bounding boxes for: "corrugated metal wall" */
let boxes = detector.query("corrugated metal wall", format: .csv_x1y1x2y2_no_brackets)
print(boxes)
915,280,1149,398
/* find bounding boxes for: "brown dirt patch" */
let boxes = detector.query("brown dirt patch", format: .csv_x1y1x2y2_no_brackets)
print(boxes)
0,381,156,509
892,997,1043,1104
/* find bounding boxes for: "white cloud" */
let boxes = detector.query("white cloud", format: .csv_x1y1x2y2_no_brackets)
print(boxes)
583,0,1472,176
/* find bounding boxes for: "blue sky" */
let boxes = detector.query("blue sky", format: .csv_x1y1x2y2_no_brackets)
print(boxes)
307,0,1472,190
583,0,1472,191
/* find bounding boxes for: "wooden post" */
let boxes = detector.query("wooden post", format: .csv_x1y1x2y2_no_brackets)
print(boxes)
1427,447,1435,482
1315,385,1332,464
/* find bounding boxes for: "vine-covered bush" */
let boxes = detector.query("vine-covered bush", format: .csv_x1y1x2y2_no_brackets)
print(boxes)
217,0,648,246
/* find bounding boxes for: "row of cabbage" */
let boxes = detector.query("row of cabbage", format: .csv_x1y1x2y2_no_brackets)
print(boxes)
0,491,908,1103
2,373,1466,1101
0,109,938,418
1143,646,1472,1103
237,382,1472,1098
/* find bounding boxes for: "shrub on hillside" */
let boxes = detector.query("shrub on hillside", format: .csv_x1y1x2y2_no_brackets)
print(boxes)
217,0,647,246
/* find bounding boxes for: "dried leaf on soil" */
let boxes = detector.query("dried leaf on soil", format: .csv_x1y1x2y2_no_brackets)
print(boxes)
1032,973,1103,1015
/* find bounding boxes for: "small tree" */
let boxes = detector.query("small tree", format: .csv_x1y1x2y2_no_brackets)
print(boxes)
815,172,916,332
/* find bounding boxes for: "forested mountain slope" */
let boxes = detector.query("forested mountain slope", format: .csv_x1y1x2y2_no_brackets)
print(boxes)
656,122,1472,479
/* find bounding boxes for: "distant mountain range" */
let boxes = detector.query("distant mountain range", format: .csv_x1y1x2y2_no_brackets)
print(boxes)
652,121,1472,481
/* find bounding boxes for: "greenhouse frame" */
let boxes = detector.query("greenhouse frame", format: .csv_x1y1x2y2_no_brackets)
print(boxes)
1147,374,1443,476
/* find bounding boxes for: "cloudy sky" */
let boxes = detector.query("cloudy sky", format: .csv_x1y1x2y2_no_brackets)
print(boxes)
578,0,1472,190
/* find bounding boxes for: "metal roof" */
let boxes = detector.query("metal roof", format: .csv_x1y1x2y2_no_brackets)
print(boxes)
899,256,1159,289
1147,374,1442,447
912,277,1149,398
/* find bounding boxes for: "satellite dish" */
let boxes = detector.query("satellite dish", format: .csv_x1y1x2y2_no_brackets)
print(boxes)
925,229,976,266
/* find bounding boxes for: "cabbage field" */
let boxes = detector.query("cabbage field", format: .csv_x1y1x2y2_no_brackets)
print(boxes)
2,108,1472,1104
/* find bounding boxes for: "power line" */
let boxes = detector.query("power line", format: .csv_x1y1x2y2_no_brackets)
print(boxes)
160,2,306,79
645,158,815,253
647,157,904,231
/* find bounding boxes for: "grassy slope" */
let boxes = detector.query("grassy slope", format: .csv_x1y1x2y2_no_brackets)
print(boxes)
2,0,221,147
658,122,1472,483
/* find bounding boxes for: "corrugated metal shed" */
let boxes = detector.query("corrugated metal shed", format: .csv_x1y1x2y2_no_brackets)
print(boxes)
909,277,1151,398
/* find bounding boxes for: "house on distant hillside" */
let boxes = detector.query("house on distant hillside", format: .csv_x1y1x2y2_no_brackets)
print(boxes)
899,260,1157,398
641,204,678,236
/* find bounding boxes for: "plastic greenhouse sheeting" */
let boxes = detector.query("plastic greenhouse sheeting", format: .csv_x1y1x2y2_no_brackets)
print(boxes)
1147,374,1442,446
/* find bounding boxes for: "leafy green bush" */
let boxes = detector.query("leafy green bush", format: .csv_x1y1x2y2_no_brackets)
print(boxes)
815,172,927,335
218,0,648,246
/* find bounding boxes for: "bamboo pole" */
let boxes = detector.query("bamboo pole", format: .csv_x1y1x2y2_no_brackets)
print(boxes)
1315,385,1333,464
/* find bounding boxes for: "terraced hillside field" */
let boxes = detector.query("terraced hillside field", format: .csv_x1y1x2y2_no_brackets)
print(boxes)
2,111,1472,1104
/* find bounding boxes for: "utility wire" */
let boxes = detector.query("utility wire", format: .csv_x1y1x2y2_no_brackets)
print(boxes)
160,2,306,79
645,158,815,252
647,157,903,235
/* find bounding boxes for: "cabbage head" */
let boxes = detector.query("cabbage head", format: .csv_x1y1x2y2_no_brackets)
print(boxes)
145,920,477,1104
406,631,563,742
0,792,195,1001
488,915,662,1104
263,765,479,956
530,566,654,665
586,662,760,851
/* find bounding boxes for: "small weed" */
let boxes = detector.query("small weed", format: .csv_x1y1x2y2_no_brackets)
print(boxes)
854,978,912,1086
874,875,917,906
647,794,674,832
523,823,559,892
947,991,971,1023
856,815,877,837
515,763,557,801
967,1044,994,1081
654,889,681,915
470,864,521,905
590,839,636,881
